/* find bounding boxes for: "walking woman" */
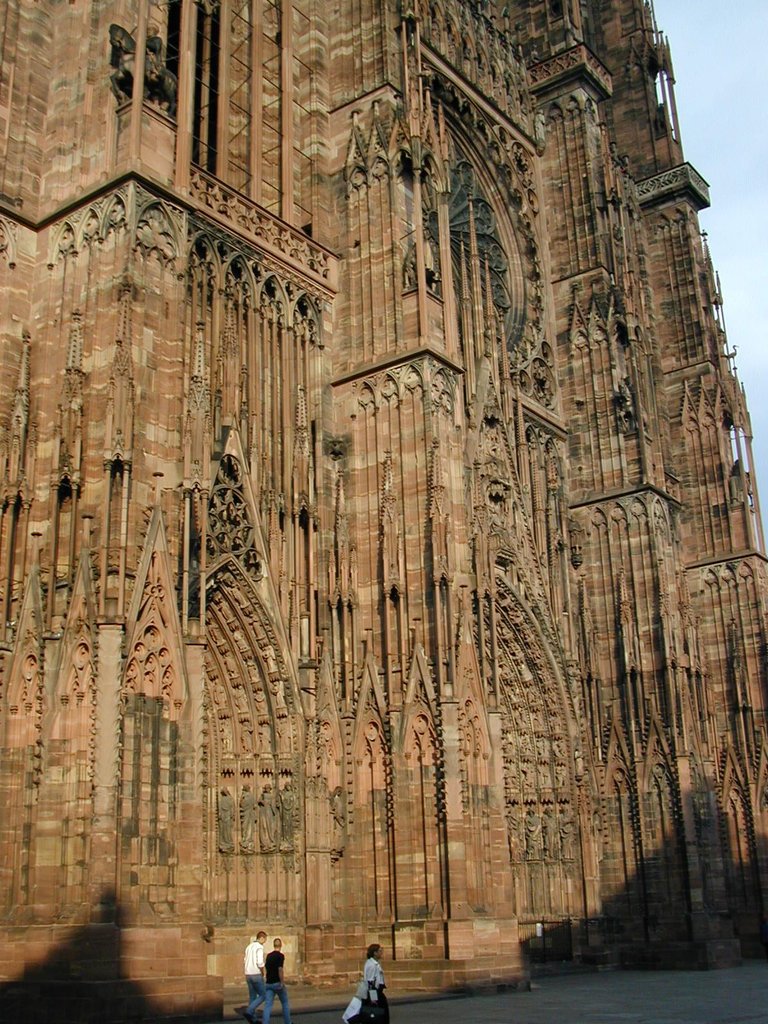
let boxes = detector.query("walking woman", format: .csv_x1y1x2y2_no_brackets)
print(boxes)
342,942,390,1024
363,943,388,1022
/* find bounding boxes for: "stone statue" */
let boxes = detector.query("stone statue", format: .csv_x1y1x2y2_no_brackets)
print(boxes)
506,809,523,862
402,241,417,289
330,785,345,836
109,23,178,119
239,784,256,852
330,785,346,860
258,783,279,853
218,787,235,853
524,806,542,860
534,110,547,151
542,807,558,860
559,807,576,861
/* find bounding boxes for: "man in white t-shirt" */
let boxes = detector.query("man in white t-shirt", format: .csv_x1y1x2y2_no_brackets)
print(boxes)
242,930,268,1022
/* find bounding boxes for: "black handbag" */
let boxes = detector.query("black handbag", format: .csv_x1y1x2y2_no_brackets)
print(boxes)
357,1004,386,1023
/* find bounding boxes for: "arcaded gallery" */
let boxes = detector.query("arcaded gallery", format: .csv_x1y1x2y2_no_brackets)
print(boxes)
0,0,766,1020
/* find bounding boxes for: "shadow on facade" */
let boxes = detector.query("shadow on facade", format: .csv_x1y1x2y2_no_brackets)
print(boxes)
0,889,191,1024
518,830,762,973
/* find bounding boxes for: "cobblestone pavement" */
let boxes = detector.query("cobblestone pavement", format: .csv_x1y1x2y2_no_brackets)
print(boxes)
221,962,768,1024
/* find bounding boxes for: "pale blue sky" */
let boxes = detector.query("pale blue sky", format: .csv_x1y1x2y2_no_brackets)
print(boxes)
658,1,768,535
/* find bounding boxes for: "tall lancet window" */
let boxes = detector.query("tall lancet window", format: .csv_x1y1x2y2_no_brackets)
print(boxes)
184,0,316,224
193,2,221,173
259,0,282,212
227,0,254,191
165,0,182,84
443,160,521,355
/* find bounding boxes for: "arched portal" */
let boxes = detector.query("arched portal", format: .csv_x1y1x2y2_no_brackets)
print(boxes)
202,451,304,924
488,568,584,924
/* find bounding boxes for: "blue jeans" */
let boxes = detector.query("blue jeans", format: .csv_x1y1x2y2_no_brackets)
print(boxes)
263,982,291,1024
246,974,266,1017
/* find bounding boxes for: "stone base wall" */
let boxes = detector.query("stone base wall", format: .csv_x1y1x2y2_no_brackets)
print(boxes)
204,919,526,991
0,976,222,1024
0,923,223,1023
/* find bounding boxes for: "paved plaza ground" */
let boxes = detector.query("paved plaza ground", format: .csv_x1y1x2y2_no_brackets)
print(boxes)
218,961,768,1024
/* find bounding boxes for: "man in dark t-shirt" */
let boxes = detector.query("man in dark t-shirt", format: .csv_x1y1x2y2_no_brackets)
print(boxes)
263,937,293,1024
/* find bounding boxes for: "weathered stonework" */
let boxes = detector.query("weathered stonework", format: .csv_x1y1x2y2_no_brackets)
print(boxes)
0,1,765,1020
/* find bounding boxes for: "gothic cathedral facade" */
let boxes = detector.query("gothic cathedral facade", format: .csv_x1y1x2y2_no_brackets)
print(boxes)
0,0,766,1019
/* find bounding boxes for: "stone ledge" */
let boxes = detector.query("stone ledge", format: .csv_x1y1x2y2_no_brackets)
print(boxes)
636,162,710,211
528,44,613,100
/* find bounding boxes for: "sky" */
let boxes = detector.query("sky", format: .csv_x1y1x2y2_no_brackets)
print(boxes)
656,1,768,529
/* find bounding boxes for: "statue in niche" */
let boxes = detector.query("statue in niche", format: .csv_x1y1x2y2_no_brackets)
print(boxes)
274,675,290,716
253,682,268,717
218,713,234,753
559,807,576,861
534,111,547,152
258,783,279,852
279,779,296,850
506,808,523,862
330,786,346,860
256,719,272,755
218,787,235,853
109,23,178,119
402,241,417,290
330,786,345,836
275,714,290,754
524,806,542,860
240,723,254,754
542,807,558,860
614,377,635,433
239,785,256,852
424,226,441,293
